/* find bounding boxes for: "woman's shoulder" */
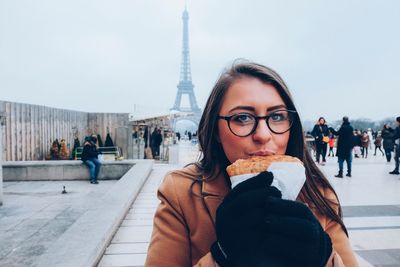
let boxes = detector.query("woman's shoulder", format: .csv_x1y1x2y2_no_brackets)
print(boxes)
159,164,202,195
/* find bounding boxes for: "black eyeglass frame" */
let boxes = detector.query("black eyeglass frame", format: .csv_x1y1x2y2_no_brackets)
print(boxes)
218,109,297,137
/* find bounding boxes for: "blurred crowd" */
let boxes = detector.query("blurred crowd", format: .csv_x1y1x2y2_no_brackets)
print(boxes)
306,116,400,177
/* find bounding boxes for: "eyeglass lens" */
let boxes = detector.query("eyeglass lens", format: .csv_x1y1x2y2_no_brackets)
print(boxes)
228,110,293,136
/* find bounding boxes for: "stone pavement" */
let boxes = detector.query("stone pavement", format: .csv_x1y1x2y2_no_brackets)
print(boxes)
0,180,117,267
98,142,400,267
0,160,153,267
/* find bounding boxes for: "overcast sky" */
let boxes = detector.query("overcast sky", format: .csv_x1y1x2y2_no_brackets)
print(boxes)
0,0,399,122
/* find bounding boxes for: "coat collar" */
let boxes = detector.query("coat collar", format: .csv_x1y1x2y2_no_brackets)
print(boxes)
201,169,231,224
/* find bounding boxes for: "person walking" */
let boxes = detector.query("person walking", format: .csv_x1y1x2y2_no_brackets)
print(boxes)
151,128,163,159
81,136,101,184
145,61,357,266
382,124,395,162
353,130,362,158
373,133,385,156
360,131,370,158
329,117,354,178
328,135,335,157
311,117,330,165
389,117,400,175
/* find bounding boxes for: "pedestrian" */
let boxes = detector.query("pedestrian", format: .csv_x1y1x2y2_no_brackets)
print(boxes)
353,130,362,158
151,128,163,159
144,126,149,148
367,128,373,149
389,117,400,175
381,124,394,162
81,136,101,184
145,61,357,266
311,117,330,165
329,117,354,178
373,132,385,156
328,135,335,157
361,131,370,158
50,140,60,160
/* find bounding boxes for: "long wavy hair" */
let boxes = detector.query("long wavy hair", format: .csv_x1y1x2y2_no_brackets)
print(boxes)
191,60,347,234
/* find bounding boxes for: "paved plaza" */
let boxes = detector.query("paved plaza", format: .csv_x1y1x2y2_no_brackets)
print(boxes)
0,180,117,267
1,141,400,267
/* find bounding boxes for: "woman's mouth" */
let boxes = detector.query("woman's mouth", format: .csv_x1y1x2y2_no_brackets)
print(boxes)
249,150,275,157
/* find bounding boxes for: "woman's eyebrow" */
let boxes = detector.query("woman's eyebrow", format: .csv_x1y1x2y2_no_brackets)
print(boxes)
228,104,287,113
267,104,287,111
228,106,255,113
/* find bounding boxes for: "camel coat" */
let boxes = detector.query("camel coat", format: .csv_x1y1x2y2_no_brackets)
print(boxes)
145,165,358,267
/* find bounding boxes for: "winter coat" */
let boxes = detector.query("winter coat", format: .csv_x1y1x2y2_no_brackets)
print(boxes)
393,125,400,151
145,165,358,267
81,142,99,161
311,124,330,145
330,122,354,158
151,131,163,147
374,136,382,146
361,134,370,148
381,128,394,150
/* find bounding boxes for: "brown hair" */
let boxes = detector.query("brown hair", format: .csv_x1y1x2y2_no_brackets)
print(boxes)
189,60,347,235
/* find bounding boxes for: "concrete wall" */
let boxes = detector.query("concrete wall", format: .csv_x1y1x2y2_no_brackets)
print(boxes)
115,127,134,159
3,160,136,181
0,117,3,205
0,101,129,161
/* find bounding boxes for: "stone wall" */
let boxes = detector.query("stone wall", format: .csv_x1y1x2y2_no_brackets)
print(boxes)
0,101,129,161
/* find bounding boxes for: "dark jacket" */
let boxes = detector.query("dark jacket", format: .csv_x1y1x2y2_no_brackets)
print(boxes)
311,124,330,145
381,128,394,150
81,142,99,161
151,131,163,147
393,125,400,151
330,122,354,158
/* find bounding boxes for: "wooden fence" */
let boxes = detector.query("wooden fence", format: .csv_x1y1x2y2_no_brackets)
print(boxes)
0,101,129,161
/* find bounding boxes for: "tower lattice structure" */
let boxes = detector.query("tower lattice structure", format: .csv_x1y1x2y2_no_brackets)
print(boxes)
171,8,201,118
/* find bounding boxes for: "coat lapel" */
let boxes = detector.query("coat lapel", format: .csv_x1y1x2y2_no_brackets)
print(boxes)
201,171,231,224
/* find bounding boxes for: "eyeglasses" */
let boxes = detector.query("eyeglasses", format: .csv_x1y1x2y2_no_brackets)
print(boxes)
218,109,297,137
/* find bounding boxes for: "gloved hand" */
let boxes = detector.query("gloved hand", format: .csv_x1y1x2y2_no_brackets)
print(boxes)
261,197,333,267
211,171,282,267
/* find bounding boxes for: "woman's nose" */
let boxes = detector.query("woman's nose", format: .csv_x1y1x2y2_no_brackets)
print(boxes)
252,119,272,143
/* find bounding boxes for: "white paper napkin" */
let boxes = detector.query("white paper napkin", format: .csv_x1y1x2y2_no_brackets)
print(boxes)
230,161,306,201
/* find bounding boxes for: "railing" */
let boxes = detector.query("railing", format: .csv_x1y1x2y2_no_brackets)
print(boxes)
75,146,122,160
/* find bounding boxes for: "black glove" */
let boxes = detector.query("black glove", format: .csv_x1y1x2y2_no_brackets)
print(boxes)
261,197,333,267
210,171,282,267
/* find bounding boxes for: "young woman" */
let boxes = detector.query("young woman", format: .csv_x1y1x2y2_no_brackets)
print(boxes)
145,61,358,266
311,117,330,165
361,131,370,158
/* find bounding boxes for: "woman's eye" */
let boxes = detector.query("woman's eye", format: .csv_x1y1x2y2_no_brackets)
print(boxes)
270,113,287,122
232,114,254,124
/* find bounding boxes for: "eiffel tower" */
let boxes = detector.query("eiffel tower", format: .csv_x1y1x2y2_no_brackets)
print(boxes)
171,7,201,123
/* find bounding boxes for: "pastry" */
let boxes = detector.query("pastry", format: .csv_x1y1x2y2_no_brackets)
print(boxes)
226,155,302,176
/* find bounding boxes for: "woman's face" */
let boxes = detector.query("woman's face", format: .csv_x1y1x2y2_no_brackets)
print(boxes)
218,77,290,164
319,118,325,124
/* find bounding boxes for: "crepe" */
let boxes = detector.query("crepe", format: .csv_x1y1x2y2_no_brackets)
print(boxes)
227,155,305,200
226,155,302,176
